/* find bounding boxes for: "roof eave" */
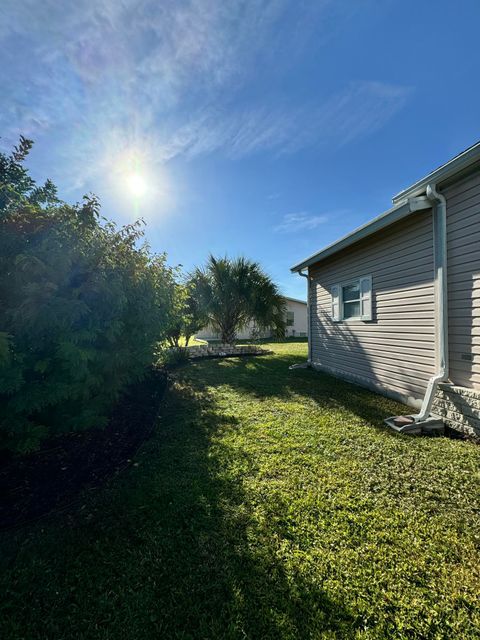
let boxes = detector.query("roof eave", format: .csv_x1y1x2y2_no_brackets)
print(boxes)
392,140,480,205
290,200,415,273
291,141,480,274
283,296,307,305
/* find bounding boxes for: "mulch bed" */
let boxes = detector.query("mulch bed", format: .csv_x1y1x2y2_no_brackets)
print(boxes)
0,368,168,531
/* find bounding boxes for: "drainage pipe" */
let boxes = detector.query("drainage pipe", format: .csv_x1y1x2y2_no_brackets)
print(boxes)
298,269,312,364
413,183,449,422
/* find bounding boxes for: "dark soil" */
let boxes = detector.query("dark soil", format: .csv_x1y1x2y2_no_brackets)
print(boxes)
0,368,168,531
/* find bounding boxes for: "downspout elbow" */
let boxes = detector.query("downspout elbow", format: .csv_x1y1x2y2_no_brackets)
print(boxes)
414,183,449,423
296,269,312,366
386,184,449,432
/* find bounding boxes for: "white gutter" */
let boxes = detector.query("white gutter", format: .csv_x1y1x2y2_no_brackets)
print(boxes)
297,269,312,364
413,184,449,422
393,140,480,205
292,141,480,275
387,183,448,433
291,183,449,432
291,196,431,273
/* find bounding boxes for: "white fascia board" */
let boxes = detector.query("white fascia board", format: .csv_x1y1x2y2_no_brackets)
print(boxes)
290,197,430,273
392,140,480,205
291,141,480,273
283,296,307,305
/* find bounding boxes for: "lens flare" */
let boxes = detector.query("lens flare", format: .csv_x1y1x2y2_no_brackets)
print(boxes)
105,141,174,221
127,172,147,197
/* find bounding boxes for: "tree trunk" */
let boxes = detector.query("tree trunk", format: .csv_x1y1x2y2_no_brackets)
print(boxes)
221,326,236,345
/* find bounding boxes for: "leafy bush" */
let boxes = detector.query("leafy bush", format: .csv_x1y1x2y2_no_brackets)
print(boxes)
0,138,174,451
156,345,190,369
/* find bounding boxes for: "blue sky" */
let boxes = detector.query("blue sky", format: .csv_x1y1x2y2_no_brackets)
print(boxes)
1,0,479,299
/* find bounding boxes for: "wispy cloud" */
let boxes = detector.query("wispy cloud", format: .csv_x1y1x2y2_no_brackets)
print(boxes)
281,81,413,153
0,1,309,139
0,1,411,189
151,80,412,162
274,211,330,233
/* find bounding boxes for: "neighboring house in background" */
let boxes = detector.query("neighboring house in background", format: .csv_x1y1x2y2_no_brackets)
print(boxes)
292,141,480,438
283,297,308,337
196,296,307,341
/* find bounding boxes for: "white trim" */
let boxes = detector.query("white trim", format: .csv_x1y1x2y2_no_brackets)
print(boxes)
340,278,361,321
331,283,340,322
292,142,480,274
332,275,373,322
360,275,372,321
392,140,480,204
282,296,307,305
298,270,312,362
291,197,431,273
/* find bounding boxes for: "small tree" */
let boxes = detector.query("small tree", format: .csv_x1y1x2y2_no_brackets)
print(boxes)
190,255,285,344
163,273,186,349
165,277,207,348
183,279,208,346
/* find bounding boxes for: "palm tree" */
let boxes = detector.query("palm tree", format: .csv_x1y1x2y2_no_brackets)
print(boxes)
191,255,286,344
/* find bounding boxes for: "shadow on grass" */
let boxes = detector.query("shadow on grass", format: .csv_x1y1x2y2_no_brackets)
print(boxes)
1,372,359,640
191,351,410,433
136,379,360,639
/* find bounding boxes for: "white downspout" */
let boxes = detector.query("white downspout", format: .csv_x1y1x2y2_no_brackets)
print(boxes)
413,183,449,422
298,269,312,364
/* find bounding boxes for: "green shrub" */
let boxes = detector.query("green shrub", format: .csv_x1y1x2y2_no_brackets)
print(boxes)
0,138,175,451
156,345,190,370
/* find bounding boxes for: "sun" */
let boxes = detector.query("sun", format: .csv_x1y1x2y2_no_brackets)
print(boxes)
109,144,172,214
126,172,148,198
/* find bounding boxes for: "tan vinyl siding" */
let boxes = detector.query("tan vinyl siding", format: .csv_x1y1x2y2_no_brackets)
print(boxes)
309,210,435,407
445,170,480,388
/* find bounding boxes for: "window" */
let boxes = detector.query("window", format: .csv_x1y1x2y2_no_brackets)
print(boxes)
342,282,361,319
286,311,295,326
331,276,372,322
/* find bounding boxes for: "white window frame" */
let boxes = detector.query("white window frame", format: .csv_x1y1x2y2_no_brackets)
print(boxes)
331,275,372,322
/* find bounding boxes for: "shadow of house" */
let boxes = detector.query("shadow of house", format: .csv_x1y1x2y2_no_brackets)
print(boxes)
309,288,436,411
194,351,413,436
304,211,438,413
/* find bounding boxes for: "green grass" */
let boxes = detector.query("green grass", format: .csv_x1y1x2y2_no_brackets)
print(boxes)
1,343,480,639
163,336,207,347
182,336,207,346
199,336,308,345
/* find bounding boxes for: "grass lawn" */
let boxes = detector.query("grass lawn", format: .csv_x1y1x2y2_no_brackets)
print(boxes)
170,336,207,347
1,343,480,639
183,336,207,346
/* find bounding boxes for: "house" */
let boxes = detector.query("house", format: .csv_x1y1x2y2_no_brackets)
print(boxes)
195,296,307,341
291,141,480,437
283,297,308,338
